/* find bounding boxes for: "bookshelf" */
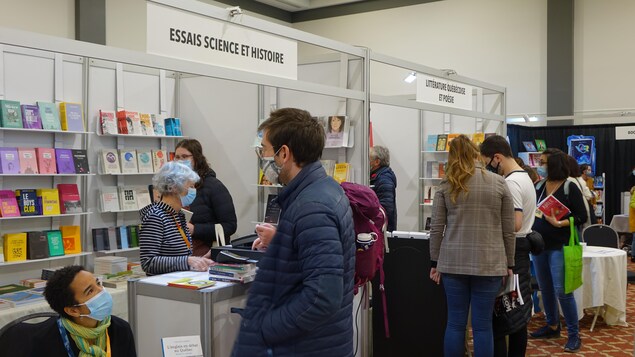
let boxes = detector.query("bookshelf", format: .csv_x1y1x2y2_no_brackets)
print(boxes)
0,252,92,267
0,212,91,221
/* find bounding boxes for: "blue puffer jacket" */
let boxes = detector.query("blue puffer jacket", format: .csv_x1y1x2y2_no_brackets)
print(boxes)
232,161,356,357
370,165,397,231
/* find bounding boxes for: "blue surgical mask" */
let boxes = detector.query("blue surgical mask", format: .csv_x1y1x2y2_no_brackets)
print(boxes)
181,187,197,207
77,289,113,322
537,165,547,178
178,160,192,170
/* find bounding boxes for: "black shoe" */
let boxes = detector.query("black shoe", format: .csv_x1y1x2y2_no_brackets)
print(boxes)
564,335,581,353
529,325,561,339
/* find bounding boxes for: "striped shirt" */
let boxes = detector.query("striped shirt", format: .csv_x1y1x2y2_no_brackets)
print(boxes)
139,201,192,275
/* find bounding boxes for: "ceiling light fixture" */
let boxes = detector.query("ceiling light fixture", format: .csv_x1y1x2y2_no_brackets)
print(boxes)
404,72,417,83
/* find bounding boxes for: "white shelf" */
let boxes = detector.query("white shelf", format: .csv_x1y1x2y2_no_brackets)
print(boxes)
421,150,449,153
0,173,95,177
0,212,92,220
95,247,140,254
420,203,434,206
419,177,443,181
99,172,154,176
96,132,186,139
100,209,139,213
0,127,93,135
254,184,283,188
0,252,92,267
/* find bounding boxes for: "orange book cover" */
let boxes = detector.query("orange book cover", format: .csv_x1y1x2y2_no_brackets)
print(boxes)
60,225,82,254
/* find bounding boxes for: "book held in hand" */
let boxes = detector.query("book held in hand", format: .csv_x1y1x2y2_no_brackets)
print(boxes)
263,194,281,224
537,194,570,220
167,278,216,290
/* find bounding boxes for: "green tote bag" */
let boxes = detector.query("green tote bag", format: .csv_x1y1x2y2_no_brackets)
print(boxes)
564,217,583,294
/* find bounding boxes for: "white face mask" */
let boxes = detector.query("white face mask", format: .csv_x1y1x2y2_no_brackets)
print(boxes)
261,157,281,185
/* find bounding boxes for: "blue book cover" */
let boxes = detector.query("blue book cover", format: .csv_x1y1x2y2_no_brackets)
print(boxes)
116,226,129,249
0,290,45,307
37,102,62,130
426,134,438,151
16,189,42,216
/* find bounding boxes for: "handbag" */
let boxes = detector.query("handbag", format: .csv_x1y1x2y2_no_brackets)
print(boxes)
526,230,544,255
494,274,524,316
563,217,583,294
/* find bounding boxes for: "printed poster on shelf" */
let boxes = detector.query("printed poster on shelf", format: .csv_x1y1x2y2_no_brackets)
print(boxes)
567,135,595,175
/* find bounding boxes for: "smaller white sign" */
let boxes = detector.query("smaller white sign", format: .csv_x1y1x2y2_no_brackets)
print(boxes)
162,335,203,357
416,74,474,111
615,125,635,140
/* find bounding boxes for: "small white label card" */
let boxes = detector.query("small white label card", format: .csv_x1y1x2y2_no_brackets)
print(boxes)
161,335,203,357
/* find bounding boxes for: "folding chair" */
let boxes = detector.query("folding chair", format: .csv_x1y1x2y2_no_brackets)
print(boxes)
0,312,58,356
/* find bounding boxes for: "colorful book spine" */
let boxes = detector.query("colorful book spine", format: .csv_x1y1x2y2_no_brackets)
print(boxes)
20,104,43,129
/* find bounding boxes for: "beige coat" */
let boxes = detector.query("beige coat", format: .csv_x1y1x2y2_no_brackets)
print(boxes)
430,164,516,276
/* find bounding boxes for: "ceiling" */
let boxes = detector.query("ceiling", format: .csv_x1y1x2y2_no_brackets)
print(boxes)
209,0,440,23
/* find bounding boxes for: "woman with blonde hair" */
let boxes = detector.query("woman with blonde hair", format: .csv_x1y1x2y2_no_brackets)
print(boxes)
429,134,515,357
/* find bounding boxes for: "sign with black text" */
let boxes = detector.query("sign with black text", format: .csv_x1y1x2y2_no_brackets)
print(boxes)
161,335,203,357
615,125,635,140
416,74,473,110
147,3,297,79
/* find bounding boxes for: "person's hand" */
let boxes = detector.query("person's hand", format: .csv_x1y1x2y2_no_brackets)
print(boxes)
188,256,213,271
252,223,276,251
430,268,441,285
502,268,513,285
203,250,212,259
187,222,195,235
546,208,560,227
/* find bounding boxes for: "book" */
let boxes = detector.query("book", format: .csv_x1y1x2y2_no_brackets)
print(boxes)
3,233,27,261
20,104,42,129
150,114,165,136
0,290,45,307
57,183,82,214
26,231,49,260
116,226,129,249
534,139,547,152
116,111,128,134
16,189,41,216
45,230,64,256
127,225,140,247
100,187,120,212
472,132,485,146
423,185,433,204
446,133,460,150
438,162,446,178
37,188,61,215
92,228,110,251
55,148,76,174
426,134,438,151
181,208,193,223
59,102,84,132
0,284,30,295
528,153,542,167
107,227,118,252
164,117,182,136
209,262,257,274
537,194,571,220
119,149,138,174
333,163,351,184
424,216,432,231
436,134,448,151
116,110,142,135
20,278,47,288
100,149,121,174
208,274,255,284
136,149,154,173
167,278,216,290
522,141,537,152
0,100,23,128
323,116,349,148
37,102,62,130
135,186,152,209
36,147,57,174
60,225,81,254
99,110,118,135
71,149,90,174
594,175,604,188
0,147,20,174
152,149,167,172
263,194,281,224
18,148,38,174
118,186,138,211
138,113,155,135
0,190,20,217
320,159,336,177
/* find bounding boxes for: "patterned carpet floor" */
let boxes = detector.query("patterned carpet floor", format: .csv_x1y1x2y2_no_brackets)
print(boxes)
525,260,635,356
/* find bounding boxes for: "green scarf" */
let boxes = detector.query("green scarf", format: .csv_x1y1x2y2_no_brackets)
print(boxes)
61,316,112,357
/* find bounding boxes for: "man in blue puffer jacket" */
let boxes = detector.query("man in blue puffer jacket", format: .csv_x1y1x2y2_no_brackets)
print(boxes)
232,108,356,357
370,145,397,231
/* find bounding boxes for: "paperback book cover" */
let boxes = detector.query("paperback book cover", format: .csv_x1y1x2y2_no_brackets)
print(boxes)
100,149,121,174
472,133,485,146
60,225,81,254
0,100,23,128
116,226,129,249
446,133,460,150
37,188,61,215
18,148,38,174
27,231,50,260
99,110,118,135
20,104,42,129
36,148,57,174
57,184,82,214
135,186,152,209
107,227,117,252
0,147,20,174
16,189,41,216
537,194,571,220
138,113,155,135
119,149,138,174
0,189,20,217
71,149,90,174
45,230,64,256
92,228,110,251
3,233,27,261
118,187,138,211
263,194,281,224
0,284,30,295
59,102,84,132
116,111,128,134
333,163,351,184
100,187,120,212
436,134,448,151
116,110,141,135
136,149,154,173
37,102,61,130
152,150,166,172
323,116,349,148
0,290,45,307
425,134,438,151
55,149,76,174
167,278,216,290
535,139,547,152
150,114,165,136
127,225,140,247
522,141,537,152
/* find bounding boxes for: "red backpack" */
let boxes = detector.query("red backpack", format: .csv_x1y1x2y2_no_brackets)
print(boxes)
341,182,390,337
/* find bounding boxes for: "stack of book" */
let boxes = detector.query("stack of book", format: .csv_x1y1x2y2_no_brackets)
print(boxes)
101,270,146,289
94,256,128,275
0,283,45,308
20,278,47,288
208,263,257,284
92,225,140,251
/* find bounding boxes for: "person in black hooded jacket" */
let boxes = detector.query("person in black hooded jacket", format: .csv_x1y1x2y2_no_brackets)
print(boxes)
369,145,397,231
175,139,237,256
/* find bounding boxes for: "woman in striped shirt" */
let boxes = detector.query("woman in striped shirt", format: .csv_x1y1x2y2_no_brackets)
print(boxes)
140,162,214,275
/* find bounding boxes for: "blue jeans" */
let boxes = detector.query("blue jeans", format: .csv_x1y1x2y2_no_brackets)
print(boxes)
532,248,579,337
442,274,502,357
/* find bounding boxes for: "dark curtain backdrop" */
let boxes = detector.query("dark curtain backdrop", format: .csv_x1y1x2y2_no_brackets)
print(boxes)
508,123,635,222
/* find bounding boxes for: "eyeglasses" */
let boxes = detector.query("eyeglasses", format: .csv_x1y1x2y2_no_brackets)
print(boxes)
174,154,193,160
255,145,279,159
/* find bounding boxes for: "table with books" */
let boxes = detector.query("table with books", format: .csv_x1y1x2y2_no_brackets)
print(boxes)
572,246,627,327
128,268,252,357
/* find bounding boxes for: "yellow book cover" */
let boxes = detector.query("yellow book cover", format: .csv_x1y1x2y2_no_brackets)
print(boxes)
60,225,81,254
59,102,84,132
37,188,61,215
472,132,485,146
138,113,155,136
3,232,27,262
446,133,460,150
333,163,350,184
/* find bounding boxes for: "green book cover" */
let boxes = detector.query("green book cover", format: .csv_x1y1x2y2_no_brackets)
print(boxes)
0,284,30,295
0,100,23,128
46,230,65,257
37,102,62,130
128,225,139,247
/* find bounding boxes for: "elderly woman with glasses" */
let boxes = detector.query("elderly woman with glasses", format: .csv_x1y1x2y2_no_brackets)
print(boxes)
174,139,237,256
